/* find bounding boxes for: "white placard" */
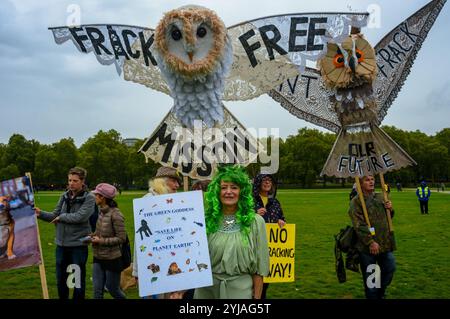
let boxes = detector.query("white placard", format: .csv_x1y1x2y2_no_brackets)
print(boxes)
133,191,212,297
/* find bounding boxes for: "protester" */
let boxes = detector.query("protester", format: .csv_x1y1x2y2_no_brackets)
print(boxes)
191,180,210,193
349,183,358,201
348,175,396,299
89,183,127,299
252,173,285,299
35,167,95,300
416,180,431,214
384,183,391,194
131,166,181,298
194,165,270,299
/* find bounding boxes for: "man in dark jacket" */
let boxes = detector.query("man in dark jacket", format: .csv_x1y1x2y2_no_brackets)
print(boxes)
348,175,396,299
253,174,286,299
35,167,95,300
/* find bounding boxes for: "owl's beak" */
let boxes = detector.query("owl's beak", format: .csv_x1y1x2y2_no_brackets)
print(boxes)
187,51,194,62
349,56,356,73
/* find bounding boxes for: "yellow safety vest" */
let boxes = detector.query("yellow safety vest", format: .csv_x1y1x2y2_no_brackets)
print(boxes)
417,186,429,199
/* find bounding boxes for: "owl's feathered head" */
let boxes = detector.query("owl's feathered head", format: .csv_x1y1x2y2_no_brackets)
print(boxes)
319,34,377,90
154,5,228,79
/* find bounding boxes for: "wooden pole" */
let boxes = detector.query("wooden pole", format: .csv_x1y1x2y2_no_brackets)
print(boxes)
379,173,394,232
25,172,49,299
183,176,189,192
354,177,375,236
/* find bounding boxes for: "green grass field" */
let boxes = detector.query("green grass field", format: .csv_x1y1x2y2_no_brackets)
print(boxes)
1,189,449,299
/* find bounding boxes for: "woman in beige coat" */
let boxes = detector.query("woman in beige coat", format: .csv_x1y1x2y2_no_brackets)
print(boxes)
90,183,127,299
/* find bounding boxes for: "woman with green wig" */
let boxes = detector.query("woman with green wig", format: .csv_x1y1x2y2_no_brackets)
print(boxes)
194,165,270,299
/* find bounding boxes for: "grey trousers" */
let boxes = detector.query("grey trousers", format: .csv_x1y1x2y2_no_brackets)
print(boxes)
92,262,126,299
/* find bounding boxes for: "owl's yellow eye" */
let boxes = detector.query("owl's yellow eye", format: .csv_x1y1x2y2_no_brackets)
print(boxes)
171,28,182,41
197,26,207,38
333,54,345,68
356,49,364,62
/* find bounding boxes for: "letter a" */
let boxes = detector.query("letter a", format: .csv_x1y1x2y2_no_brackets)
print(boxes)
67,264,81,289
366,264,381,289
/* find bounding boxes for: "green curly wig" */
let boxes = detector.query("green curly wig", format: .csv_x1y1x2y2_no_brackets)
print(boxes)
205,165,256,239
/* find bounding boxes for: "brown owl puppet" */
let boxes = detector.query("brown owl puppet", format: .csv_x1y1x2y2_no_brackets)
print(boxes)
319,33,378,126
317,31,415,178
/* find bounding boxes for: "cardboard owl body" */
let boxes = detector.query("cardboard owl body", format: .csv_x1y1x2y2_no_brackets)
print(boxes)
153,5,233,128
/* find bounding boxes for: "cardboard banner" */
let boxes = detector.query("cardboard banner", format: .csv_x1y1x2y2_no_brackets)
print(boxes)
264,223,296,283
321,125,416,178
0,176,41,272
139,105,261,180
133,191,212,297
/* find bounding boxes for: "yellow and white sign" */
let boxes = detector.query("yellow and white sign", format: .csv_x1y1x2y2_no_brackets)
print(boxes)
264,223,296,283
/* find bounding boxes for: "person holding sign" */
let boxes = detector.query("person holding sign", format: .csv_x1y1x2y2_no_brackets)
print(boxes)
35,167,95,300
89,183,127,299
194,165,270,299
131,166,182,298
253,174,286,228
252,174,286,299
348,175,396,299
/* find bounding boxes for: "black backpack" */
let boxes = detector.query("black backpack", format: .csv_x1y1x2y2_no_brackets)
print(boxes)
334,226,360,283
120,235,132,271
335,225,356,253
109,209,132,271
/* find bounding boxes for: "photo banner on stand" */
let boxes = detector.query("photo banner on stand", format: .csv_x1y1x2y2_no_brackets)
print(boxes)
0,176,41,272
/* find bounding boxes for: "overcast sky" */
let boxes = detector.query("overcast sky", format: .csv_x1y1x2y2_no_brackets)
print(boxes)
1,0,449,146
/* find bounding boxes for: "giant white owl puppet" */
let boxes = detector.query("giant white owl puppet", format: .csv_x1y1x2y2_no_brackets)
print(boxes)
50,5,370,129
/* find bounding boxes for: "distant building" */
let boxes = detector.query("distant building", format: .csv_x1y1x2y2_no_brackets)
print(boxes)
123,138,139,147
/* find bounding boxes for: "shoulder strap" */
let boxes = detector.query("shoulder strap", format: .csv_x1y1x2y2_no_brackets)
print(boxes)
109,208,128,243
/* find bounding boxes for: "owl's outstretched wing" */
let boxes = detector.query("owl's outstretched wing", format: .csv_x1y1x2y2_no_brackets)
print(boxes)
374,0,446,122
268,67,340,132
266,0,446,132
223,12,369,101
49,24,170,95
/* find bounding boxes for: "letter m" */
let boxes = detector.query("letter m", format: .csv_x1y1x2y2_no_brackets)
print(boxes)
139,123,176,163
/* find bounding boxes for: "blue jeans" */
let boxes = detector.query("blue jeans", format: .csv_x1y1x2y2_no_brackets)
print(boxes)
92,262,126,299
56,245,88,300
359,251,396,299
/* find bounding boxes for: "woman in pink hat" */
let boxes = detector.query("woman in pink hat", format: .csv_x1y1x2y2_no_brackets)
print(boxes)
89,183,127,299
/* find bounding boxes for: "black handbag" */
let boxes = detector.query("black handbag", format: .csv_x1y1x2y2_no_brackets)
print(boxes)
120,235,132,271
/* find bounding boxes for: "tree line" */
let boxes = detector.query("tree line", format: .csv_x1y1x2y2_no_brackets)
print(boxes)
0,127,448,190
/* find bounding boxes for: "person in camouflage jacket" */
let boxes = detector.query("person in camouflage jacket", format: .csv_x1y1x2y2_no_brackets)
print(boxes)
348,175,396,299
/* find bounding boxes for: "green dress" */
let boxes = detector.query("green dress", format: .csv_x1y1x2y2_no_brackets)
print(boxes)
194,214,270,299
